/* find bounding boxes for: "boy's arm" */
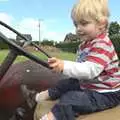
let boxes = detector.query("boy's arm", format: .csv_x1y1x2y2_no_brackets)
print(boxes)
63,60,104,81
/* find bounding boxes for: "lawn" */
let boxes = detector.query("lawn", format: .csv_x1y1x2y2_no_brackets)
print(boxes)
0,49,76,64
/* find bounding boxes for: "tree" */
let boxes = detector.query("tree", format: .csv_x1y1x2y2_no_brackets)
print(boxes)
109,22,120,59
109,21,120,36
41,39,54,46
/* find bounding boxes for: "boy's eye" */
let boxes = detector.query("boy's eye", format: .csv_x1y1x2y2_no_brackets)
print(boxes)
80,21,89,25
73,20,90,27
73,21,78,27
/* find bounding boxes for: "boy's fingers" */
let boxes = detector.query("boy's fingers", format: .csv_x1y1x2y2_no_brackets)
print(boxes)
48,57,57,63
49,62,59,68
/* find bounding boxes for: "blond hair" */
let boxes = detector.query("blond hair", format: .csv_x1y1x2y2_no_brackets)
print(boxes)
71,0,110,25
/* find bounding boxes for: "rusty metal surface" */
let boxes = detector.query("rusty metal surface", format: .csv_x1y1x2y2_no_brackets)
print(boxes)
0,60,67,120
0,60,67,89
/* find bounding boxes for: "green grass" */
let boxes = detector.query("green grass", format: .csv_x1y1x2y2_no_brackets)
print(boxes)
0,50,76,64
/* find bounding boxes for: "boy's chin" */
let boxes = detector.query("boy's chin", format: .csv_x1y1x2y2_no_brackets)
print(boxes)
80,37,89,42
80,36,93,42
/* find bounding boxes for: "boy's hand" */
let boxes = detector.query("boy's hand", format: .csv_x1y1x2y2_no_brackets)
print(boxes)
48,57,64,73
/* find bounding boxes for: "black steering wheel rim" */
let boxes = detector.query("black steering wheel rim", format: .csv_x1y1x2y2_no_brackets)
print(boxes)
0,21,51,69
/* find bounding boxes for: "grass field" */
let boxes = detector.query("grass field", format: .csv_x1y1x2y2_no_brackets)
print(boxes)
0,49,76,64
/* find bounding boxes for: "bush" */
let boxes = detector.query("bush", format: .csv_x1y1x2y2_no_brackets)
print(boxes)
55,41,81,53
0,39,9,49
110,34,120,59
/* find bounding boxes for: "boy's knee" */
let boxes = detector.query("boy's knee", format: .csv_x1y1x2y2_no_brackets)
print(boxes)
60,91,84,101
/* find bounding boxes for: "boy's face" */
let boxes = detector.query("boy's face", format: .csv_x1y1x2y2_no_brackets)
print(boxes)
74,20,100,41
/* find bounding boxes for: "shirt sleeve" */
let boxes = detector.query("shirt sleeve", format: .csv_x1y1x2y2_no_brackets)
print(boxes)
63,60,104,80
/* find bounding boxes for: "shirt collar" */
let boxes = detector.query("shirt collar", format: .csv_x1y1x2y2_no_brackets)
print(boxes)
96,33,107,39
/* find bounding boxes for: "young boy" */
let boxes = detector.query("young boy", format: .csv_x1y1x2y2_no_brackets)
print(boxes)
22,0,120,120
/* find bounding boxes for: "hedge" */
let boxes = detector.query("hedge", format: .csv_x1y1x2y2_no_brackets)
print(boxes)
0,39,9,49
55,41,81,53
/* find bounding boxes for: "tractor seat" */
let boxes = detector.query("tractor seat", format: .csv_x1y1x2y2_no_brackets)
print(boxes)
34,100,120,120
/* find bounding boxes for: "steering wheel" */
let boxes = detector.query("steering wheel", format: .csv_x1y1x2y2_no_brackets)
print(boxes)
0,21,51,80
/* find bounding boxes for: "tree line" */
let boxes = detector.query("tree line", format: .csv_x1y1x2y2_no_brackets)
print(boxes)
0,21,120,57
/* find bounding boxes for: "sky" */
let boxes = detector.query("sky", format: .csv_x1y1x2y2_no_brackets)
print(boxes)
0,0,120,42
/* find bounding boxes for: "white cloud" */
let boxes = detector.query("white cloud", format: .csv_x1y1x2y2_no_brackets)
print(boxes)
16,18,66,42
43,31,65,41
0,12,16,38
0,12,73,42
0,12,13,25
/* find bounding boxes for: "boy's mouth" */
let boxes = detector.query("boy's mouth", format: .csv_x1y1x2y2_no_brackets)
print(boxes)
77,32,86,36
79,33,86,37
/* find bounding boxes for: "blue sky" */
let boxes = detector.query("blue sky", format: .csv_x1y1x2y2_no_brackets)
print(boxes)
0,0,120,42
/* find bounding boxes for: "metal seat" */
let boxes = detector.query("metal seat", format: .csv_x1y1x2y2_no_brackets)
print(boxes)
34,100,120,120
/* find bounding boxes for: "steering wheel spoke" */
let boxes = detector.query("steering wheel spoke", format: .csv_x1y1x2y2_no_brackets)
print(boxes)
0,21,51,81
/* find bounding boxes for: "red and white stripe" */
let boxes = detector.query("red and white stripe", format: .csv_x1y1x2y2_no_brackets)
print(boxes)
80,34,120,92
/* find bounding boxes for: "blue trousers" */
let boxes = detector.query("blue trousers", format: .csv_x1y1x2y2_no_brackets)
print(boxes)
48,78,120,120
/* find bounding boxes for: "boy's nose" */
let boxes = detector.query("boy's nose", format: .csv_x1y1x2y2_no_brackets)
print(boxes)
76,24,83,32
76,28,83,34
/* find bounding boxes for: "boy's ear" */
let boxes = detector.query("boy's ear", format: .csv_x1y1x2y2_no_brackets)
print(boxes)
98,18,107,30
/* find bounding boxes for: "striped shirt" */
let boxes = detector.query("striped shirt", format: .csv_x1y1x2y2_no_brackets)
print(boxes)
63,33,120,93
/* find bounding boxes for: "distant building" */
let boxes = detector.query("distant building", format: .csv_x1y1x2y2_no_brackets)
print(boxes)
16,34,32,41
64,33,80,43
